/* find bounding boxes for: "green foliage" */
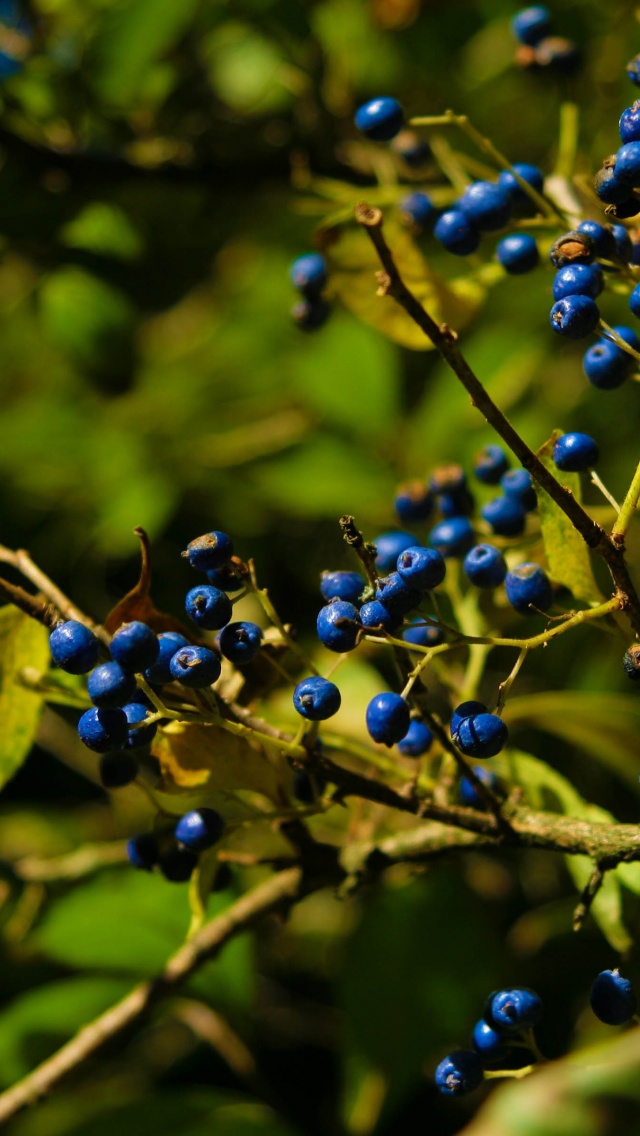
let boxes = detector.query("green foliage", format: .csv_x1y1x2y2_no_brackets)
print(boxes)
534,432,602,605
0,607,49,790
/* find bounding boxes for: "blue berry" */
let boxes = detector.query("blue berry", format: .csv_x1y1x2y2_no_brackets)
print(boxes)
485,988,543,1032
553,432,599,472
463,544,507,589
394,481,433,523
374,572,421,616
451,702,487,737
354,97,404,142
373,531,418,573
49,621,100,675
399,191,435,231
434,1050,483,1096
78,707,128,753
621,101,640,144
583,338,632,389
396,545,446,591
126,833,158,871
428,517,475,558
576,220,617,260
123,701,158,748
623,644,640,680
434,209,480,256
99,751,138,788
293,676,341,721
512,5,551,46
481,495,526,537
218,621,263,665
175,807,225,852
552,263,603,301
458,181,511,232
365,692,410,746
459,766,500,808
391,130,430,166
316,600,362,652
402,617,445,648
505,563,553,615
320,571,365,606
549,295,600,338
206,564,243,592
626,59,640,88
110,622,159,673
429,465,474,516
615,142,640,186
293,768,326,803
549,230,595,268
397,718,433,757
184,530,234,572
500,469,537,511
292,297,331,331
608,323,640,351
611,225,633,263
454,712,508,758
144,631,190,685
630,282,640,319
474,444,509,485
359,600,400,632
594,162,632,205
496,232,539,274
87,662,137,708
590,969,637,1025
498,163,544,205
159,844,199,883
472,1019,509,1061
169,645,222,687
185,585,233,630
289,252,327,295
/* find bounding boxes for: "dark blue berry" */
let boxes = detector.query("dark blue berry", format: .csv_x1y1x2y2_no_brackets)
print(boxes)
621,101,640,143
126,832,158,871
49,621,100,675
394,481,433,523
434,210,480,255
123,701,157,748
583,339,632,390
450,701,487,739
99,751,138,788
459,181,511,232
374,572,421,616
293,676,341,721
293,768,326,803
399,191,435,231
434,1050,483,1096
552,263,602,301
292,298,331,331
391,130,430,166
359,600,400,632
496,233,539,274
354,97,404,142
397,719,433,757
500,469,537,511
169,645,222,687
549,295,600,338
505,563,553,614
218,621,263,665
184,530,234,572
481,495,526,537
608,323,640,351
615,142,640,186
549,230,595,268
576,220,617,260
206,564,244,592
463,544,507,588
428,517,475,558
512,5,551,46
289,252,327,295
87,662,137,708
373,531,418,573
175,807,225,852
159,844,199,883
630,282,640,319
626,59,640,88
485,988,543,1031
553,432,599,471
144,631,190,685
316,600,362,652
396,545,446,591
110,622,159,673
473,444,509,485
498,163,544,205
429,464,467,494
595,162,632,205
472,1019,509,1061
185,585,233,630
590,969,637,1025
459,766,500,808
611,225,633,263
78,707,128,753
534,36,580,74
429,466,475,516
402,617,445,648
366,692,410,746
320,571,365,606
454,712,508,758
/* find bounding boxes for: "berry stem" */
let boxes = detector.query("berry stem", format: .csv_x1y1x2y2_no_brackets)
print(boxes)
612,458,640,545
484,1064,536,1080
590,471,620,514
246,563,320,676
599,320,640,363
494,647,528,714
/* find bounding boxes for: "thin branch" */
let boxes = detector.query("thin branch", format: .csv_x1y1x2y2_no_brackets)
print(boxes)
573,862,605,932
339,514,378,586
0,545,110,645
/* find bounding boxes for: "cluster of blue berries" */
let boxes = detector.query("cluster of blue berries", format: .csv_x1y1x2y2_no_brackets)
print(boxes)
435,986,543,1096
511,5,579,75
290,251,330,332
126,807,226,884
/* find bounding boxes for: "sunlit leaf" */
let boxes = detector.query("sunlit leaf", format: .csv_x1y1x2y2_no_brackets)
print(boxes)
154,721,282,802
0,606,49,790
88,0,200,105
61,203,143,262
534,431,602,604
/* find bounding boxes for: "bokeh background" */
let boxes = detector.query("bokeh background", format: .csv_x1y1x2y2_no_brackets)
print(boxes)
2,0,640,1133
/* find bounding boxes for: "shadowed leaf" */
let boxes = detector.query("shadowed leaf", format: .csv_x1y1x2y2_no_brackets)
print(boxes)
0,606,49,790
534,431,602,604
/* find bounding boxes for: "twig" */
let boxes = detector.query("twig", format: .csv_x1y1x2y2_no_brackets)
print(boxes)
0,545,110,645
339,515,378,586
572,862,605,932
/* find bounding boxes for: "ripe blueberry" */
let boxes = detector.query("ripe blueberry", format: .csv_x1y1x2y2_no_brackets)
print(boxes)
463,544,507,588
583,339,633,390
175,807,225,852
458,181,511,232
549,295,600,338
511,5,551,46
354,97,404,142
293,676,341,721
505,562,553,615
159,844,199,883
366,692,410,746
594,162,633,205
590,969,637,1025
78,707,128,753
169,645,222,687
289,252,327,295
374,572,422,616
184,530,234,572
396,546,446,591
552,263,603,301
99,751,139,789
126,832,158,871
450,701,487,738
473,444,509,485
459,766,500,808
123,701,157,748
615,142,640,186
399,191,435,231
316,600,362,652
498,163,544,205
434,210,480,256
185,585,233,630
144,631,190,685
454,712,508,758
485,987,543,1031
626,58,640,88
481,495,526,537
110,621,159,673
320,570,365,606
434,1050,483,1096
576,220,617,260
397,718,433,757
373,530,418,573
553,432,599,471
359,600,400,632
496,233,539,274
472,1019,509,1061
500,470,536,509
428,517,475,558
292,297,331,331
87,662,137,708
394,481,434,523
49,620,100,675
402,617,445,648
391,130,430,166
218,621,263,665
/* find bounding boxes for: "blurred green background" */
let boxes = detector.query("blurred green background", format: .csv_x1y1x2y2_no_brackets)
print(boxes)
2,0,640,1134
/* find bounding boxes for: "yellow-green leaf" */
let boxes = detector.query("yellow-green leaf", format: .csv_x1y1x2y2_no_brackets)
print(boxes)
0,607,49,789
154,721,283,802
534,430,602,603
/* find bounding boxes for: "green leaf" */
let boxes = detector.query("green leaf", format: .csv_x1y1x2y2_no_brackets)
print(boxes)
26,1093,300,1136
0,606,49,790
39,267,135,375
204,23,298,115
89,0,200,105
60,204,143,262
534,431,602,604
